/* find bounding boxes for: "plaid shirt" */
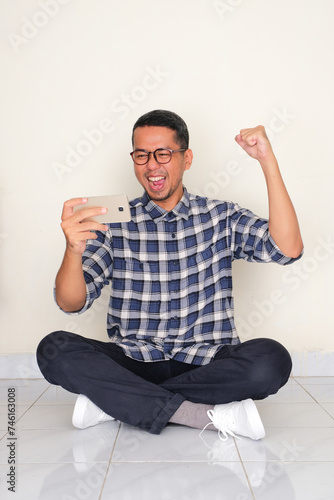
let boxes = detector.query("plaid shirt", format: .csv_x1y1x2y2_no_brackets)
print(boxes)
64,188,301,365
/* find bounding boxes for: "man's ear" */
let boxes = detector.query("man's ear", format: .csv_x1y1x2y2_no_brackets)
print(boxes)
184,149,193,171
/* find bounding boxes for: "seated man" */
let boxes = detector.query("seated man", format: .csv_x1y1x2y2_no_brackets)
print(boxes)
37,110,303,441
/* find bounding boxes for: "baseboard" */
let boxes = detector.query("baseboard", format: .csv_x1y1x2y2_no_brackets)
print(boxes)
1,351,334,378
290,351,334,377
0,353,42,379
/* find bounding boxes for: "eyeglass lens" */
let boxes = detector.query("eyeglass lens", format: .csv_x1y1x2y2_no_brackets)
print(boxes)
133,149,172,164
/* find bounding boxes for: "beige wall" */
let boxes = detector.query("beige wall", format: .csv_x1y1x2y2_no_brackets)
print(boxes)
1,0,333,356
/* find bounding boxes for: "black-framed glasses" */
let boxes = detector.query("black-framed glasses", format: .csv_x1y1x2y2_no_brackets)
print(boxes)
130,148,186,165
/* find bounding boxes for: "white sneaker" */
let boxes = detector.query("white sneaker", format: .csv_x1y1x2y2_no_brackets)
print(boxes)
72,394,115,429
201,399,265,441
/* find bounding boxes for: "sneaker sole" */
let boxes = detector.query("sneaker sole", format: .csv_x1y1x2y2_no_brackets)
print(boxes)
243,399,265,440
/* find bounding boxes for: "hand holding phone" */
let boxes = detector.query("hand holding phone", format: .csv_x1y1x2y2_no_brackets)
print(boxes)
60,195,130,256
73,195,131,223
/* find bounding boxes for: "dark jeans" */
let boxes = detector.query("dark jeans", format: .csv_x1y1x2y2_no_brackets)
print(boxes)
36,331,292,434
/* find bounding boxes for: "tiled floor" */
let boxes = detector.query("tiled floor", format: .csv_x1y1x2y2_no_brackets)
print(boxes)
1,377,334,499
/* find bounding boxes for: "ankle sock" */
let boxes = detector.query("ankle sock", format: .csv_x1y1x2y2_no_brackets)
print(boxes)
169,401,215,430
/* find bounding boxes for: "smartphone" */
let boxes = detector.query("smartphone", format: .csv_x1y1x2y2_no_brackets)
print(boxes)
73,195,131,223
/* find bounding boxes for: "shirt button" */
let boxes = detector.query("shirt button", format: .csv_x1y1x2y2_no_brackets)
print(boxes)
171,233,176,239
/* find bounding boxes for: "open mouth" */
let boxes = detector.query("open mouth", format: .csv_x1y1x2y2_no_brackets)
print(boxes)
147,175,166,191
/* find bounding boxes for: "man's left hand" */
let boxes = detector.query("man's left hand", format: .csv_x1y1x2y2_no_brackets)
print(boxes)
235,126,275,162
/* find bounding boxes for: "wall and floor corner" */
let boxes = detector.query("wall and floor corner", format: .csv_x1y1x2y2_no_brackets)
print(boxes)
1,0,333,377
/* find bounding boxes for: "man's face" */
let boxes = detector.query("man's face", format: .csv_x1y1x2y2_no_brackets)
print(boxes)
132,126,193,211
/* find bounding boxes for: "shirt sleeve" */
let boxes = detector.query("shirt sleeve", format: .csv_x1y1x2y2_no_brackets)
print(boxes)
229,203,303,265
54,228,114,315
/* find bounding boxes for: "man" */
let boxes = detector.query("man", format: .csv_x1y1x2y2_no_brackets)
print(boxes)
37,110,303,441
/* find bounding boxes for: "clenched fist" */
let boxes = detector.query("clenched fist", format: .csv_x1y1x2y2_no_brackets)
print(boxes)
235,126,275,162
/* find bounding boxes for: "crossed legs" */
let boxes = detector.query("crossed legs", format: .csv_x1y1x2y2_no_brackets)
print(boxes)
36,331,292,435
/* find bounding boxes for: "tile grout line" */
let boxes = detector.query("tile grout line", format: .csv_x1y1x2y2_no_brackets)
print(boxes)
234,437,256,500
293,378,334,421
0,383,52,444
98,421,122,499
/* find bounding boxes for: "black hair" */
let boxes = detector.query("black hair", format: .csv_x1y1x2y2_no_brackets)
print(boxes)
132,109,189,149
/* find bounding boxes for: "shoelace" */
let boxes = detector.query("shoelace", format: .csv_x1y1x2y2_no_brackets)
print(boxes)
199,408,241,442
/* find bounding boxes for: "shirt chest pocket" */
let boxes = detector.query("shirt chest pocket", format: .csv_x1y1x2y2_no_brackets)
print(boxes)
112,258,160,296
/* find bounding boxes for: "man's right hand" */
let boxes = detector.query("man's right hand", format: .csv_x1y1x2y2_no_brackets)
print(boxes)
60,198,109,255
55,198,109,312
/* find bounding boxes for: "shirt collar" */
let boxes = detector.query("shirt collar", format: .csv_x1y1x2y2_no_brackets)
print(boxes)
139,187,190,222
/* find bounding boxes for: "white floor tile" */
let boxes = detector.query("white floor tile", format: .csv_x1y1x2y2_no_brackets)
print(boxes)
319,403,334,418
237,426,334,462
0,463,108,500
257,402,334,428
113,423,240,463
256,379,314,403
17,404,75,430
245,462,334,500
0,406,30,430
0,380,49,405
0,424,119,464
300,384,334,402
35,385,78,405
101,462,252,500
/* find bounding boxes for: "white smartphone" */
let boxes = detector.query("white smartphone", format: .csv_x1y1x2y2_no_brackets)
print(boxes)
73,195,131,223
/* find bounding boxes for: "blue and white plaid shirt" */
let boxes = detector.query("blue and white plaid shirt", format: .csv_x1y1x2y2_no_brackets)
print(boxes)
64,188,301,365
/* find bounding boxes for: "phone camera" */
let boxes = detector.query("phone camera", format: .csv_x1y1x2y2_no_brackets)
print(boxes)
118,206,124,212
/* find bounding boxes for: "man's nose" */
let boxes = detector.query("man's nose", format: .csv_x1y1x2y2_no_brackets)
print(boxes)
146,152,159,169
